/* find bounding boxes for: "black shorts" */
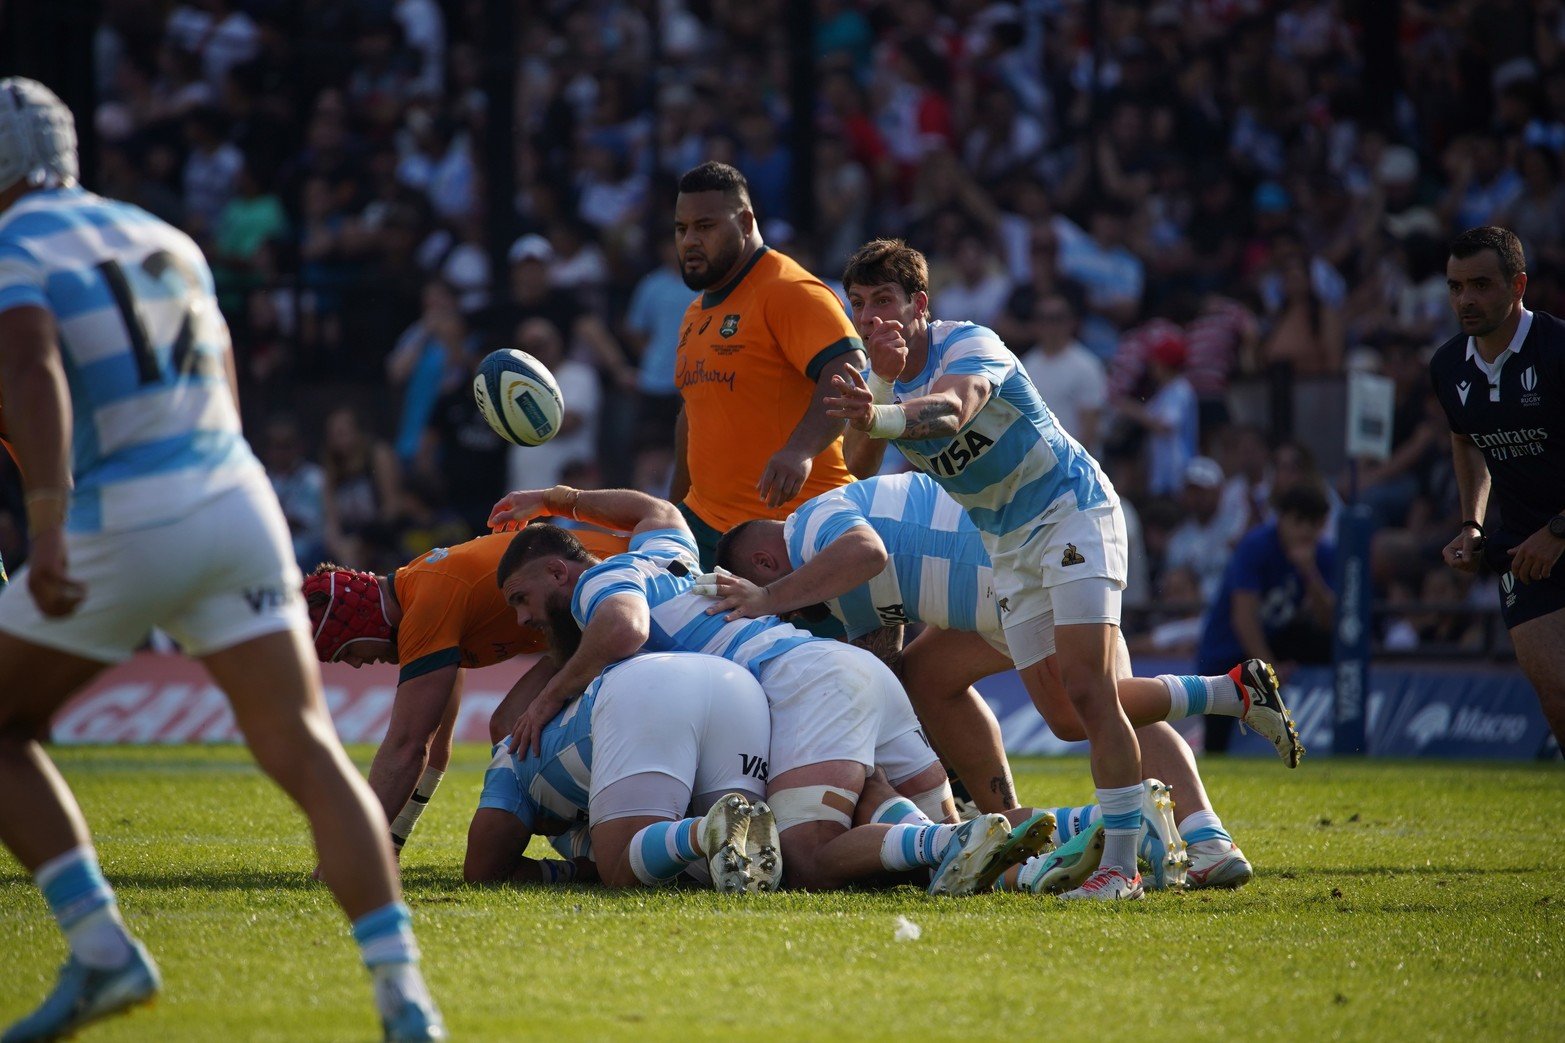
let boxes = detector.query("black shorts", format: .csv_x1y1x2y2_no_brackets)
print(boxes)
1484,534,1565,628
1496,568,1565,628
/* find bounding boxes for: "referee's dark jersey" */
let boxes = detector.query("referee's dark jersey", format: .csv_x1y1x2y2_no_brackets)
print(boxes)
1429,308,1565,627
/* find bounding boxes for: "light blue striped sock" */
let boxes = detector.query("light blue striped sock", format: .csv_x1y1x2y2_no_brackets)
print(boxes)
1179,810,1233,846
1049,804,1100,844
871,796,929,826
353,902,419,968
1096,784,1144,874
627,818,702,885
36,847,132,968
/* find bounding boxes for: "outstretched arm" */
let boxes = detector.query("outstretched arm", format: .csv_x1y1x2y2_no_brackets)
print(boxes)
490,486,686,537
825,369,992,441
759,352,868,508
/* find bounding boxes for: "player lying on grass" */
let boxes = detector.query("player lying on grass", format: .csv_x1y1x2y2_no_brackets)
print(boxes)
488,492,1046,895
708,470,1290,888
303,528,625,856
465,651,779,891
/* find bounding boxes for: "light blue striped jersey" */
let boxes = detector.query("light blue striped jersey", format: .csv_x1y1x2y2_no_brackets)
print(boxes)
0,187,260,533
477,672,600,860
889,321,1115,554
573,527,821,679
784,472,1004,646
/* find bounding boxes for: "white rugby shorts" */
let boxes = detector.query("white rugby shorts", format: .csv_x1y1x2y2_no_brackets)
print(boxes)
756,641,936,782
0,474,306,661
992,503,1128,669
588,653,771,824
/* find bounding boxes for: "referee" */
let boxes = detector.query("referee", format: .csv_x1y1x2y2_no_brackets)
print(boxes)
1431,226,1565,746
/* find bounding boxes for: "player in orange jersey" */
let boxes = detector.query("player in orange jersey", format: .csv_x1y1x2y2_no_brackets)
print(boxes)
671,161,877,568
304,525,626,855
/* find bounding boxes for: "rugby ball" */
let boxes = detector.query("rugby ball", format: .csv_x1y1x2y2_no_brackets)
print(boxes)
474,349,565,446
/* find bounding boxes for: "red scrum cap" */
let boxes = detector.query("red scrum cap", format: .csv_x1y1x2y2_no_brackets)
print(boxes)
302,567,392,662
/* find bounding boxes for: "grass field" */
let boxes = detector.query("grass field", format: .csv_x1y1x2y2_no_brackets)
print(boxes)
1,746,1562,1042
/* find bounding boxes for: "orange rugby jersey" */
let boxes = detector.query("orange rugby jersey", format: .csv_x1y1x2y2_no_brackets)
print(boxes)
391,528,628,682
676,246,864,531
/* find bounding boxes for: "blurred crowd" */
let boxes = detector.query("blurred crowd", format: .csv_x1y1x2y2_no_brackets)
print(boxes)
4,0,1557,662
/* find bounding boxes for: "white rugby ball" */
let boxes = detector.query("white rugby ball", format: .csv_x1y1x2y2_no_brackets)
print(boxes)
474,349,565,446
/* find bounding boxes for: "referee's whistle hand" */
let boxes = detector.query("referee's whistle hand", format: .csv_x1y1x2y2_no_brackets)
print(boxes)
1441,530,1482,574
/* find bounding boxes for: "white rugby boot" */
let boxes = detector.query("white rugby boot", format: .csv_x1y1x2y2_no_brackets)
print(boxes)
743,801,783,892
1138,780,1188,890
1186,838,1255,889
698,793,754,893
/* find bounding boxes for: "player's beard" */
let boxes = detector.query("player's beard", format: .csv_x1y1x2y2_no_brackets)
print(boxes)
543,590,583,660
681,234,743,290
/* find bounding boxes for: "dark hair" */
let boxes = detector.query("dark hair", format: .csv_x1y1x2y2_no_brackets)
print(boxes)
715,519,770,572
842,238,930,298
496,523,598,586
1274,484,1330,523
677,161,752,208
1450,226,1527,280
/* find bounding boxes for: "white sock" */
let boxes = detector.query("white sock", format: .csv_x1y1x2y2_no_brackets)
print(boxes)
1096,784,1144,874
390,768,445,851
871,796,932,826
1158,674,1245,719
372,961,435,1020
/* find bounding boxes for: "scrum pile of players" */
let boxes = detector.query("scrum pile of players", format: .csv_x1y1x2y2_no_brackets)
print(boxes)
310,469,1300,901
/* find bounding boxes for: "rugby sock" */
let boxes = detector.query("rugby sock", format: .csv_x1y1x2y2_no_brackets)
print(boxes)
871,796,931,826
537,859,580,885
996,856,1048,892
627,818,702,886
1048,804,1101,845
1179,810,1233,846
878,823,958,871
1158,674,1246,720
354,903,434,1022
390,768,445,852
36,847,133,968
1096,784,1143,874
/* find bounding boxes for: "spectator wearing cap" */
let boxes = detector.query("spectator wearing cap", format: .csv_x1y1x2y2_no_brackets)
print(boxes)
1165,456,1246,601
1019,293,1107,458
504,317,602,500
503,232,637,390
1114,328,1198,497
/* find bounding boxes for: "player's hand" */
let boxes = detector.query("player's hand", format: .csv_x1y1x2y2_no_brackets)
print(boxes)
865,316,908,381
1441,527,1484,574
488,489,551,530
25,527,86,618
825,370,875,431
759,448,812,508
1507,525,1565,583
509,688,567,759
702,572,775,621
690,566,733,597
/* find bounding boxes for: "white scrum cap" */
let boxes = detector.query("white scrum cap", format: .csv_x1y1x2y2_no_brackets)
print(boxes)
0,77,79,191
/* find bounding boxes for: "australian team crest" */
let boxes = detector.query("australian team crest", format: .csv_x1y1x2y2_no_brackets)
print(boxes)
720,314,741,338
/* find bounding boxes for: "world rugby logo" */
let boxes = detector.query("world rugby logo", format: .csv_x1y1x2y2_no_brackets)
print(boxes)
1501,571,1516,594
1521,366,1537,391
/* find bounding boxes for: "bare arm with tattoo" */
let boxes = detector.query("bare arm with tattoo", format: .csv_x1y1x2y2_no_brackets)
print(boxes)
824,370,992,441
850,624,905,677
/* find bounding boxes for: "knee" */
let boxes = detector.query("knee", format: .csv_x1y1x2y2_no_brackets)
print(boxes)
1041,711,1088,743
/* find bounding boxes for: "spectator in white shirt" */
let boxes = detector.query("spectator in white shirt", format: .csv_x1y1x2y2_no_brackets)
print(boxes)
933,228,1012,328
505,318,602,493
1019,293,1108,457
1165,456,1246,601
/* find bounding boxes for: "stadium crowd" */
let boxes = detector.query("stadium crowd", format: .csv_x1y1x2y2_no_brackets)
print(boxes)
4,0,1559,661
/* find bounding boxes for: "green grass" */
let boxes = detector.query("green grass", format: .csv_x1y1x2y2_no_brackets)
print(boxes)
2,747,1562,1042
